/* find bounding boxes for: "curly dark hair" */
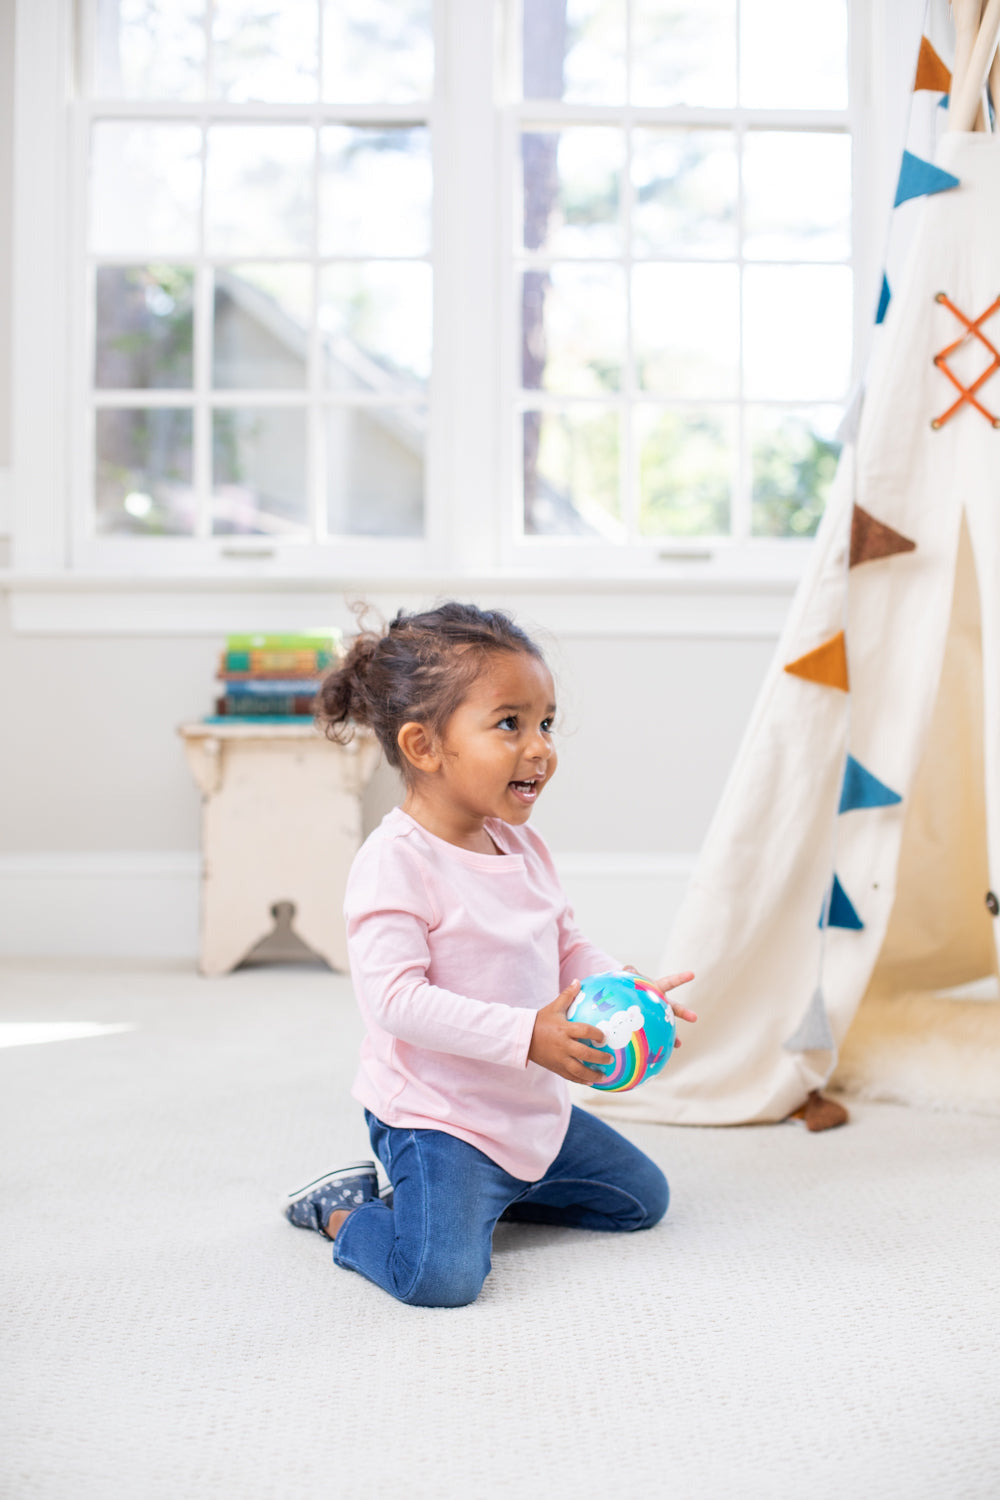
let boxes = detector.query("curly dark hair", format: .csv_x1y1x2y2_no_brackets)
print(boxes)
316,602,545,780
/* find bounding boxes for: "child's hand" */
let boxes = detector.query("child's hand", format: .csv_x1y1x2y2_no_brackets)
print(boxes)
624,966,697,1047
528,980,613,1083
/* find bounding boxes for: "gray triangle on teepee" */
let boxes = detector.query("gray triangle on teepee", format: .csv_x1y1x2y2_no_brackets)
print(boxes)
783,987,836,1052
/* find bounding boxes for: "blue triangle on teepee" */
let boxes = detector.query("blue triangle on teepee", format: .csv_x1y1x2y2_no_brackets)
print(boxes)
894,150,960,207
819,875,864,930
939,94,949,108
839,755,903,814
783,986,836,1052
876,273,891,324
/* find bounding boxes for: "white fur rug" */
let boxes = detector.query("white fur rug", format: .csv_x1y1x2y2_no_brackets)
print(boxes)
834,979,1000,1115
2,959,1000,1500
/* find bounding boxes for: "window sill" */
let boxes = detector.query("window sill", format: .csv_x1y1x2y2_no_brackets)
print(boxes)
0,561,805,638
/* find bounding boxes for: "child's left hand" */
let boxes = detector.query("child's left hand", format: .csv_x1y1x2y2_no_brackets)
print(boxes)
625,967,697,1047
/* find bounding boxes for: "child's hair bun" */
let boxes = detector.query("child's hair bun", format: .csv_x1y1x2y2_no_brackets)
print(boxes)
315,624,381,740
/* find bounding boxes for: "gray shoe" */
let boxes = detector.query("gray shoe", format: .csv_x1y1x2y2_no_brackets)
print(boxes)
284,1160,378,1234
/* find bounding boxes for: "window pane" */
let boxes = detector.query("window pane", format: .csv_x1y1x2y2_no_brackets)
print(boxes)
521,128,623,257
633,264,739,397
743,133,851,261
743,265,852,400
740,0,847,109
322,0,433,102
326,407,425,536
93,0,205,100
523,0,626,105
319,128,431,257
212,0,317,102
213,265,312,389
521,266,625,395
95,407,195,535
319,264,431,394
205,126,314,256
212,408,308,536
522,408,621,538
631,129,737,259
750,405,842,537
637,406,734,536
96,266,195,389
631,0,737,107
90,123,201,256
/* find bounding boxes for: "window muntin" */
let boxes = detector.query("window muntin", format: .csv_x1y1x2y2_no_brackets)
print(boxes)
83,1,433,548
514,0,852,547
68,0,860,571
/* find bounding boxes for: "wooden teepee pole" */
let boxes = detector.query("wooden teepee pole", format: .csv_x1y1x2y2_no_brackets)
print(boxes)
950,0,1000,131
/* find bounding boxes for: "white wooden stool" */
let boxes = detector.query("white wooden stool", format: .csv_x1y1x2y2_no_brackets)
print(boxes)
179,721,379,976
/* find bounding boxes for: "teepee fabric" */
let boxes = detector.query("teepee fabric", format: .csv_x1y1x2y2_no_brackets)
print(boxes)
593,128,1000,1128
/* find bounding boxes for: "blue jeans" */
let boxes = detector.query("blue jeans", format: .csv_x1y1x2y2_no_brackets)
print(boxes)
332,1105,669,1308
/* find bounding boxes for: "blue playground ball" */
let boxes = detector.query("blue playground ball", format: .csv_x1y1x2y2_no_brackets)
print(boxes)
567,971,676,1092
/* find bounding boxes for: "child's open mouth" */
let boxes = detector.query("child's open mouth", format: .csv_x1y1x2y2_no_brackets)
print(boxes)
508,779,540,804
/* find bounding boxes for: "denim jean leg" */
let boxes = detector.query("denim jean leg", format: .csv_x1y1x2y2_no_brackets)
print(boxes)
333,1117,521,1307
506,1105,669,1231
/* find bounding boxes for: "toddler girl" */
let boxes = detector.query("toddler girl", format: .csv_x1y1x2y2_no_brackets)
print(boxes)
283,602,695,1307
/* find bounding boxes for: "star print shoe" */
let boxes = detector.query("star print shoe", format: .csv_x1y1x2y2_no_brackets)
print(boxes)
283,1160,378,1234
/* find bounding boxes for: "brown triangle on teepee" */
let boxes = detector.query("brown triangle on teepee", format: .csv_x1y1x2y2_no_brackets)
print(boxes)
850,505,917,568
913,36,951,94
783,632,849,692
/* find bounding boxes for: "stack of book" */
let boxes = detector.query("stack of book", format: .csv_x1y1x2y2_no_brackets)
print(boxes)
209,630,342,721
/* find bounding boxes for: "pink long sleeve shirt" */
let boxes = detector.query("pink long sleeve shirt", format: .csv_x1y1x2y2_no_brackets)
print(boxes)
344,807,619,1181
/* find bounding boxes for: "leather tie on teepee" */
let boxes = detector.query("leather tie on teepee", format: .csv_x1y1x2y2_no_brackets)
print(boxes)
931,293,1000,429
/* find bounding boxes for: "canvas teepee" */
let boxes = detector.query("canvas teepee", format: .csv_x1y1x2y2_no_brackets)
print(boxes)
594,0,1000,1130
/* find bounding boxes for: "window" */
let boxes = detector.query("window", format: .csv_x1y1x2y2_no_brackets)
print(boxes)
12,0,874,583
78,0,434,570
510,0,854,551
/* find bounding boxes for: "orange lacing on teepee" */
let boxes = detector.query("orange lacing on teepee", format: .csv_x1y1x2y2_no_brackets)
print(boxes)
930,292,1000,429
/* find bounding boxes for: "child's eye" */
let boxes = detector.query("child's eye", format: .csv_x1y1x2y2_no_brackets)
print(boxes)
541,718,554,734
497,715,518,731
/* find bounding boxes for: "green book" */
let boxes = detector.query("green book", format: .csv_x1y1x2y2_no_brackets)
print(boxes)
225,629,342,652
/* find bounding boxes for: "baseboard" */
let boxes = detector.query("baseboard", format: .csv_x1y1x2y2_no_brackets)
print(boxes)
0,850,696,967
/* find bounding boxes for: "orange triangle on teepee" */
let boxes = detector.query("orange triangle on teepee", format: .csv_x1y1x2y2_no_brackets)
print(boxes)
783,632,849,692
914,36,951,93
850,505,917,567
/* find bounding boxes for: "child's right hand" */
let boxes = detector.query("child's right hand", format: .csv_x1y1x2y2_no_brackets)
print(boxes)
527,980,613,1083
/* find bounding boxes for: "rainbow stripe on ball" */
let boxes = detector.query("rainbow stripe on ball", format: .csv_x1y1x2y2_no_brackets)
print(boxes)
594,1026,651,1092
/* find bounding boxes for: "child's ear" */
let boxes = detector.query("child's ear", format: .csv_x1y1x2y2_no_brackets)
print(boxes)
397,721,441,775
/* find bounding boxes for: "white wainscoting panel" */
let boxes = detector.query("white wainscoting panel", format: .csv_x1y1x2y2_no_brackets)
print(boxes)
0,851,696,969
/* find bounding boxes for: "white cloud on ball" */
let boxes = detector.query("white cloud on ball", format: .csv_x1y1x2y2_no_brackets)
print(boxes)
597,1004,644,1049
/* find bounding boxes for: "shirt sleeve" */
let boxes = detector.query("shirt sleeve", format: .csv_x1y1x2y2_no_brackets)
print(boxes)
345,843,538,1069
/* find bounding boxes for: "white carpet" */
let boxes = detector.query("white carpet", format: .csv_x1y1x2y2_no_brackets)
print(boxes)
2,957,999,1500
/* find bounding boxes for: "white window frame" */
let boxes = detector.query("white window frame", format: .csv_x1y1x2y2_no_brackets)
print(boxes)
8,0,909,604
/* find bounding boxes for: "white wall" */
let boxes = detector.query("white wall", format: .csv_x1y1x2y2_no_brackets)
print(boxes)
0,0,780,966
0,0,13,477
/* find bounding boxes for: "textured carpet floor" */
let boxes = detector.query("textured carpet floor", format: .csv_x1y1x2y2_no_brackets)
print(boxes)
2,958,999,1500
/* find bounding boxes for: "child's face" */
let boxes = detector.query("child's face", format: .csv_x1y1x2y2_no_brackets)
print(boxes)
433,651,558,827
